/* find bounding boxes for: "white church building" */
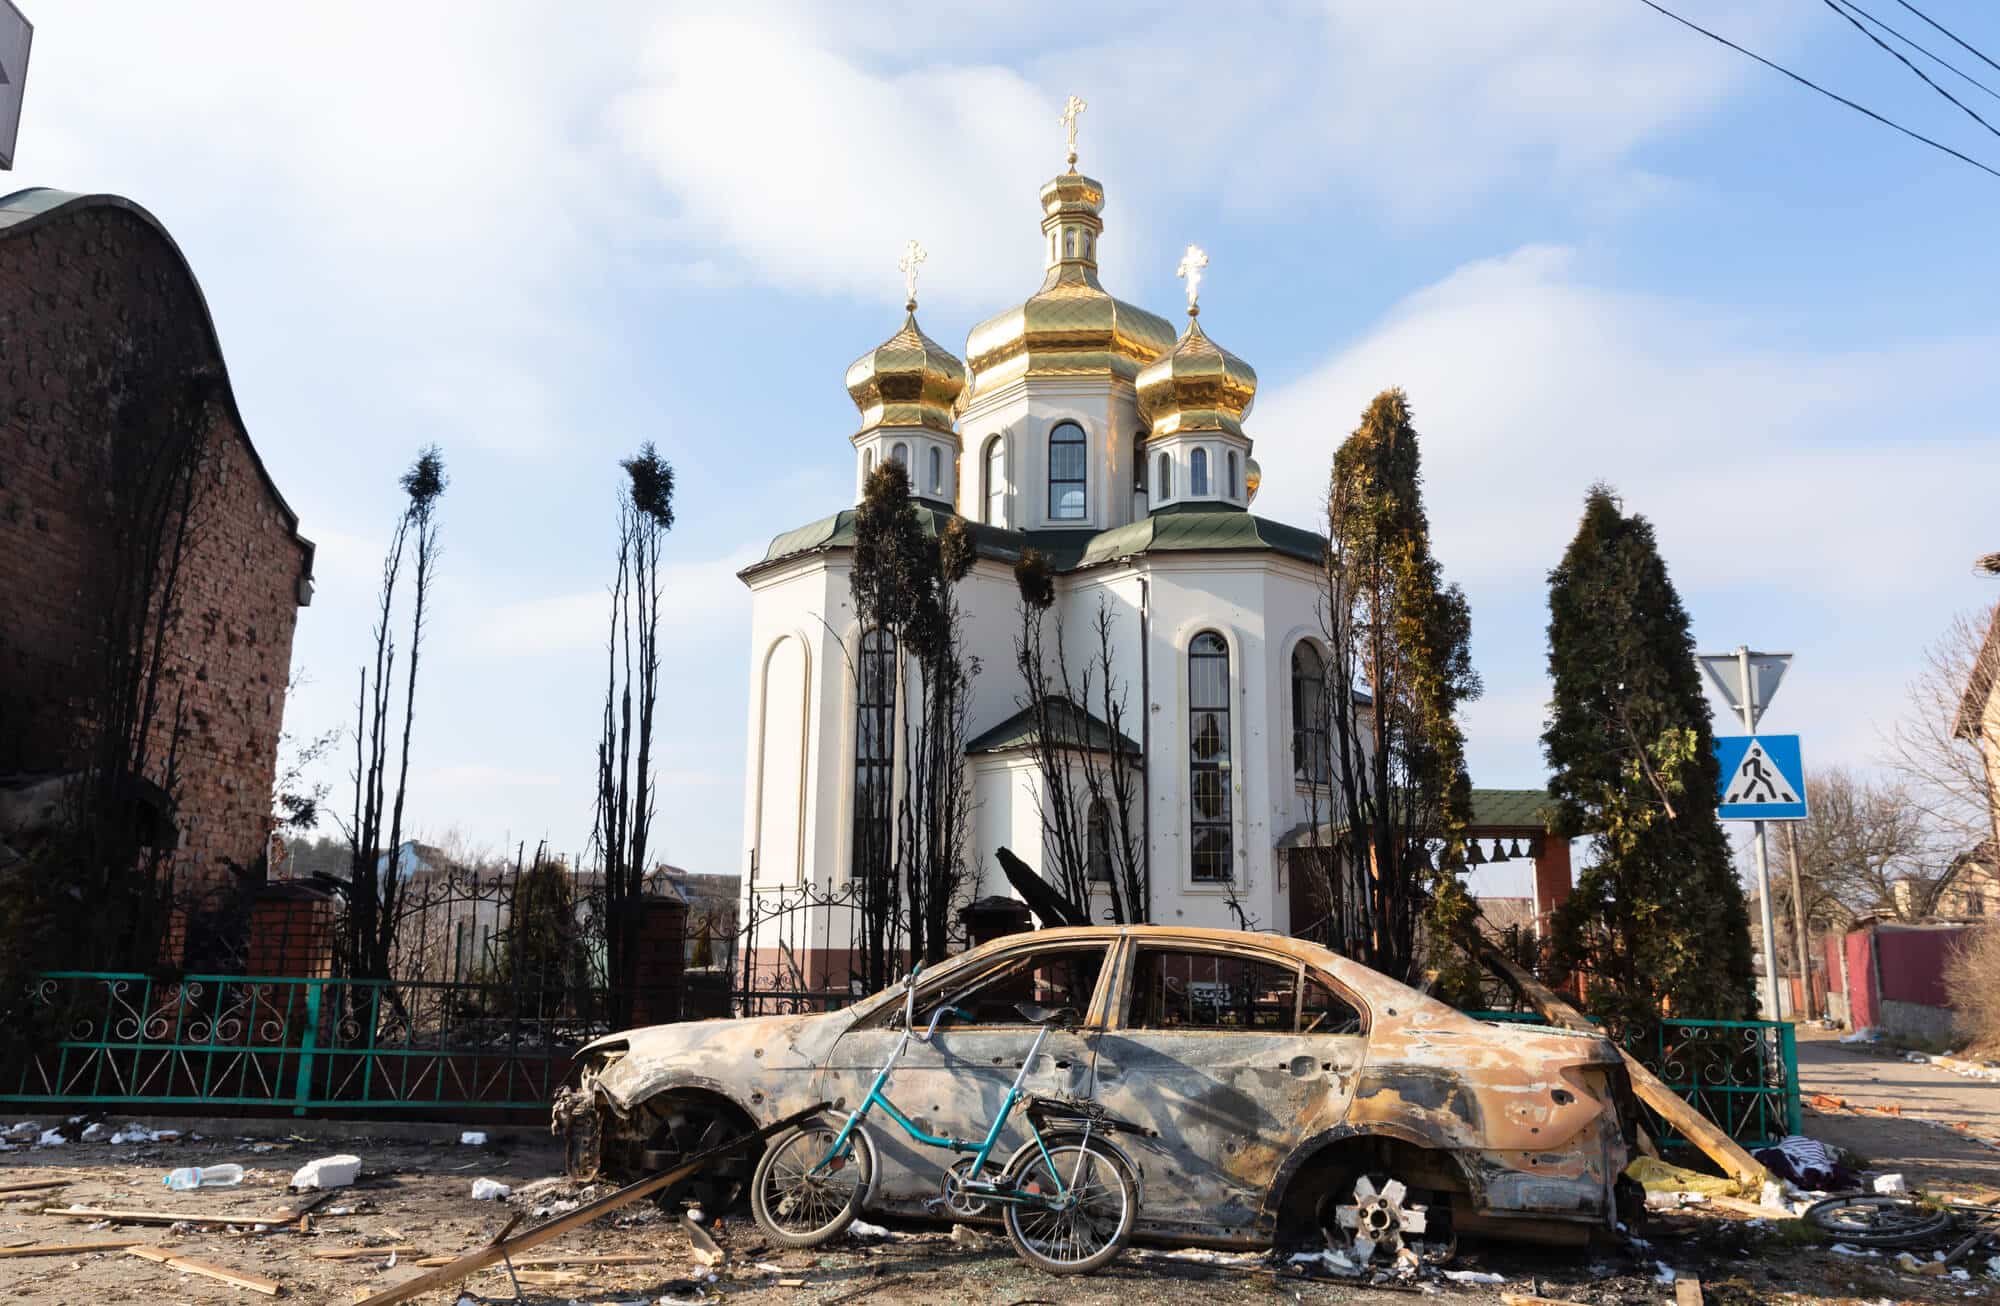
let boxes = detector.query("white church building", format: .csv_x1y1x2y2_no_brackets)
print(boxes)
730,117,1388,989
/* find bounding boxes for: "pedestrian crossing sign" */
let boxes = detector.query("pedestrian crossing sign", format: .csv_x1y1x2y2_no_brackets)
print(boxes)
1714,734,1808,821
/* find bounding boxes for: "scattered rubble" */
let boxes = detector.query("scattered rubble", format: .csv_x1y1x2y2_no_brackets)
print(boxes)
468,1178,510,1201
289,1154,360,1190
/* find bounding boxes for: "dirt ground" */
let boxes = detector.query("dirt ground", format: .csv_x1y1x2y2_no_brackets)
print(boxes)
1,1115,1996,1305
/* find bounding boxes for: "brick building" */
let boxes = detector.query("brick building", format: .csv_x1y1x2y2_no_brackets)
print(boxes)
0,188,313,898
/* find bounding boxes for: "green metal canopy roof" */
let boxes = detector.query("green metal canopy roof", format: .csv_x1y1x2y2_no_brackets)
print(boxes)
965,696,1141,756
748,500,1326,578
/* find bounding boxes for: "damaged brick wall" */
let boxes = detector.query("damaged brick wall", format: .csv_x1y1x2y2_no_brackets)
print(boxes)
0,191,313,904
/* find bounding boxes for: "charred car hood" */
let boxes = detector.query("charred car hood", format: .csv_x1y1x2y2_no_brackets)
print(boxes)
579,1010,853,1112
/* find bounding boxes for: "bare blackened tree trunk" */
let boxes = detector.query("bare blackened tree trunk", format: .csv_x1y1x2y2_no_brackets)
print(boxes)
595,445,674,1029
1011,551,1093,919
343,447,446,982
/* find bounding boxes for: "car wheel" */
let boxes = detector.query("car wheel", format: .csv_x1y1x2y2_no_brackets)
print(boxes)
634,1094,757,1210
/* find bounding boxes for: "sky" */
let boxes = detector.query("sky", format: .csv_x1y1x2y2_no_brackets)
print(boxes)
9,1,2000,882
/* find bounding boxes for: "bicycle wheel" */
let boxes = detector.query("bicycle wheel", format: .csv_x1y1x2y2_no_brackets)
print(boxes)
1001,1140,1136,1275
1804,1193,1952,1247
751,1118,875,1247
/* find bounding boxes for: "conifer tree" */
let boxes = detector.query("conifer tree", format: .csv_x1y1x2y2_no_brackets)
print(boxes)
1543,486,1756,1029
1318,389,1481,988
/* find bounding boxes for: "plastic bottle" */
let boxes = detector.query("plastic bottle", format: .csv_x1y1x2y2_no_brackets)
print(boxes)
163,1163,243,1190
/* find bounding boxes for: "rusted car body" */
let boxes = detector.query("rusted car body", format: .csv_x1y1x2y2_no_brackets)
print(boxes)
554,926,1637,1247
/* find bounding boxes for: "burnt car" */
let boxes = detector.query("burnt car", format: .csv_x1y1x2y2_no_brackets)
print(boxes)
554,926,1637,1250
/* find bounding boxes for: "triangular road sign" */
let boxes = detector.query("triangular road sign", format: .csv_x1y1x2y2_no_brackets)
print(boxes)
1700,651,1791,728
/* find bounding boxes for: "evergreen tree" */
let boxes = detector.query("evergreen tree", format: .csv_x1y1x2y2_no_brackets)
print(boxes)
1543,485,1756,1029
1318,388,1481,988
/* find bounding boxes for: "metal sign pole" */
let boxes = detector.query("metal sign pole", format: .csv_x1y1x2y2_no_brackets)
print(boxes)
1738,645,1782,1021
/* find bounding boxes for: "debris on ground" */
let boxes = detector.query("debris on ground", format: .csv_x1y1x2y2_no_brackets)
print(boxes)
289,1153,360,1190
1873,1172,1908,1193
125,1244,281,1296
1627,1155,1747,1198
1754,1134,1859,1190
458,1131,487,1146
468,1178,510,1201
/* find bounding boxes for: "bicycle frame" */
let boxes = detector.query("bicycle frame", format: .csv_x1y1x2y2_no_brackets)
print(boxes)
808,969,1080,1207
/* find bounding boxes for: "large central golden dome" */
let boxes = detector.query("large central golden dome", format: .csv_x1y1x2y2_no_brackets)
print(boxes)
964,167,1176,400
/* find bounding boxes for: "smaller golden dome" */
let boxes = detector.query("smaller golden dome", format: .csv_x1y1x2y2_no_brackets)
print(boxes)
845,307,968,436
1134,313,1258,439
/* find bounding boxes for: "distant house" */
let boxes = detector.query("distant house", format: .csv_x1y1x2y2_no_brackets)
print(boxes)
1958,597,2000,848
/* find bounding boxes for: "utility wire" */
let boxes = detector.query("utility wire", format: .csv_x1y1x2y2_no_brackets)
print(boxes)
1632,0,2000,181
1822,0,2000,139
1892,0,2000,76
1834,0,2000,103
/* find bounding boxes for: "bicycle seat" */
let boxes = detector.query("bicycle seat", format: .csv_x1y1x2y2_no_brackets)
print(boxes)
1014,1001,1078,1026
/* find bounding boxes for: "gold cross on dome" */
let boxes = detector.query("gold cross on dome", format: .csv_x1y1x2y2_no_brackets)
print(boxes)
899,239,927,308
1060,94,1087,161
1177,243,1209,312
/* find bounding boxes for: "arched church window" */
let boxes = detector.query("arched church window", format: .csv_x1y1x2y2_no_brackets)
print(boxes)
1048,422,1087,521
1227,451,1241,499
1191,448,1210,496
890,442,908,467
1132,432,1147,492
1065,230,1076,259
852,629,896,883
1157,452,1173,498
983,436,1006,526
928,446,943,495
1188,631,1232,883
1291,642,1331,784
1084,232,1094,260
1087,799,1112,882
864,449,876,477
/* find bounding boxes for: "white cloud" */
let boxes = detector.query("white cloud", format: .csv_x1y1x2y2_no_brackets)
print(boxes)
1252,244,2000,596
469,549,758,658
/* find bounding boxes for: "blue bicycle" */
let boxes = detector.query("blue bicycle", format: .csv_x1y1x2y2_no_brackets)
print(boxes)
749,963,1147,1274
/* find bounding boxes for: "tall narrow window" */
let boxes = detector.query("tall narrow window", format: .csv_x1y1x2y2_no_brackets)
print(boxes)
1227,451,1240,499
927,446,943,495
1087,799,1112,882
1157,452,1173,498
1191,448,1210,496
1048,421,1087,521
890,442,908,466
1292,642,1330,783
1189,631,1232,883
852,629,896,881
1132,432,1147,491
983,436,1006,526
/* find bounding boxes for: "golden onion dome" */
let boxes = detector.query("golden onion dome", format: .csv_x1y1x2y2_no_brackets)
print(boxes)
963,166,1176,399
844,305,968,436
1134,311,1258,439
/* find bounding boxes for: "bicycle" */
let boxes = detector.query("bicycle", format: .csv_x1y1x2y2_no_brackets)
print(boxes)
749,962,1149,1275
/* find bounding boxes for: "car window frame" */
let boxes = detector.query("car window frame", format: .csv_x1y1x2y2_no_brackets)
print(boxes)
1109,941,1371,1037
850,939,1117,1033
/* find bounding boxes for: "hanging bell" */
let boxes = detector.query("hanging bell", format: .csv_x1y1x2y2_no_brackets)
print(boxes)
1484,839,1506,863
1509,838,1527,860
1464,841,1485,866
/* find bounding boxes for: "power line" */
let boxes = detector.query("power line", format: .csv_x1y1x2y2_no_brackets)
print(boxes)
1632,0,2000,181
1835,0,2000,103
1823,0,2000,139
1892,0,2000,76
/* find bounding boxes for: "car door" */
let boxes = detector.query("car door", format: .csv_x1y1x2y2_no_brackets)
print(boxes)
818,940,1111,1211
1089,940,1365,1238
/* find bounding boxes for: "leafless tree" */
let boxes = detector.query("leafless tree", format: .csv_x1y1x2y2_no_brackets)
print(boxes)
1883,603,1998,852
1773,767,1935,929
344,447,447,982
594,444,674,1028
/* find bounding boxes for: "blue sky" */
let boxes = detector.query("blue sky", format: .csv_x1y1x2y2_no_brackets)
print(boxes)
12,2,1999,880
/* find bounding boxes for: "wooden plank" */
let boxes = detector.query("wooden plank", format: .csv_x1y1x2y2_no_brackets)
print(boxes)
350,1100,828,1306
1471,941,1770,1188
125,1245,282,1296
0,1240,146,1258
309,1244,425,1260
0,1179,68,1195
44,1204,298,1227
1675,1278,1705,1306
1709,1194,1797,1220
1500,1296,1593,1306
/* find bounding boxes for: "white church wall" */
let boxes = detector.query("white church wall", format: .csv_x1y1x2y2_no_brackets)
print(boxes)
958,378,1147,533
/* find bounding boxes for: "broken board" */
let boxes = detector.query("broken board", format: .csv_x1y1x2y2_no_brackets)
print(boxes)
126,1245,282,1296
350,1100,829,1306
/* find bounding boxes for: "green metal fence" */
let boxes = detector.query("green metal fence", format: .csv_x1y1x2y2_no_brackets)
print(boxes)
4,972,589,1118
1474,1010,1802,1150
